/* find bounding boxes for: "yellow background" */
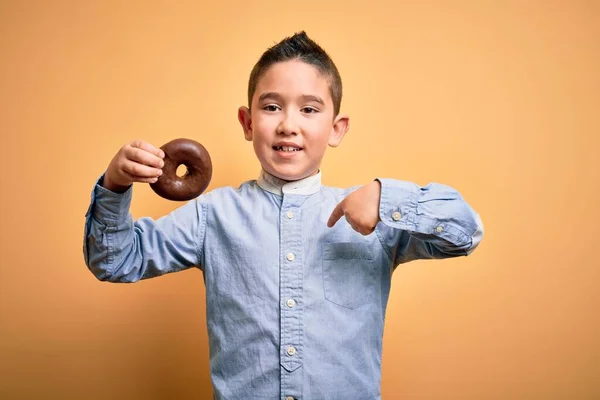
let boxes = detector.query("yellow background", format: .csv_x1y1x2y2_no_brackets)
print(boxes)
1,1,598,398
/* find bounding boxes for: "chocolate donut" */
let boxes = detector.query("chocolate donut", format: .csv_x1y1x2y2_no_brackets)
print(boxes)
150,138,212,201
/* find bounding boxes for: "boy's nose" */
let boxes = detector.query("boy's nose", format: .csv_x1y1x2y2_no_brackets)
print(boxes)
277,115,299,135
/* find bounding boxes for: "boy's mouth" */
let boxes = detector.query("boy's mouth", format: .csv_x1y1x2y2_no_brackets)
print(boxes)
272,145,303,152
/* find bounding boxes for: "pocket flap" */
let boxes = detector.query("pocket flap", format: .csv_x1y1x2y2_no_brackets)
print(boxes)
323,242,374,260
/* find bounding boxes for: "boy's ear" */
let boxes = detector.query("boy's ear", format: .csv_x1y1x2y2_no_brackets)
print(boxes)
328,114,350,147
238,106,253,141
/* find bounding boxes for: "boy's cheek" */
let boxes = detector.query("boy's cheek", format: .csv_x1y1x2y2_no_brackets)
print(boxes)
252,120,274,134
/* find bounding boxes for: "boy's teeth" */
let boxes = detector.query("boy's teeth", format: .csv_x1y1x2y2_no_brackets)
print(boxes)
275,146,300,152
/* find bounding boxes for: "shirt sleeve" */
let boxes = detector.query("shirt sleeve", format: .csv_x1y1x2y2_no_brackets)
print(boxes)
374,178,483,267
82,175,206,283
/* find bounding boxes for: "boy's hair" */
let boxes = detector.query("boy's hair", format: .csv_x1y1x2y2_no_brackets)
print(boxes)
247,31,343,116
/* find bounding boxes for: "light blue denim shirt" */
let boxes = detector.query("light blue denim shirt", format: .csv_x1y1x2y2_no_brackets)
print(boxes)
83,170,483,400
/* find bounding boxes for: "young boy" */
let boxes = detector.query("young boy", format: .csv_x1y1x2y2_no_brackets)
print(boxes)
84,32,483,400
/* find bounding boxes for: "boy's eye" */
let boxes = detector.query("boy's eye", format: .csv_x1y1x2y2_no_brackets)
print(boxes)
263,104,280,112
301,107,319,114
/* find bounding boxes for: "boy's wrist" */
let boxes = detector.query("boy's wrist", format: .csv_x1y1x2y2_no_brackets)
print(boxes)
101,174,131,194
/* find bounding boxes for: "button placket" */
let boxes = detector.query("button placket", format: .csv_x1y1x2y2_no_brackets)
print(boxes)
279,200,303,376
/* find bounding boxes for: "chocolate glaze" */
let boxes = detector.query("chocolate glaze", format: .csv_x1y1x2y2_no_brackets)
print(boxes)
150,138,212,201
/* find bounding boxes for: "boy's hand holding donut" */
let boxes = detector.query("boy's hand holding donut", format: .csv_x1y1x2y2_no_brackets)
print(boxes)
327,180,382,235
103,140,165,193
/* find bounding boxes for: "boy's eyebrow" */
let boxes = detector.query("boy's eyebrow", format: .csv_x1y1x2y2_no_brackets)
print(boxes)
258,92,282,102
258,92,325,105
300,95,325,105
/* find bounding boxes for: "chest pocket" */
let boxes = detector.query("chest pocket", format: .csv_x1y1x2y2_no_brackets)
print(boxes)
322,242,376,309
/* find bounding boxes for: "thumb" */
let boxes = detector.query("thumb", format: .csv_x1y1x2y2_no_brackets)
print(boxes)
327,201,345,228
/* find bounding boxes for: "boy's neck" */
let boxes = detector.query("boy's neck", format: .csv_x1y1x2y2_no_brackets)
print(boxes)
257,169,322,196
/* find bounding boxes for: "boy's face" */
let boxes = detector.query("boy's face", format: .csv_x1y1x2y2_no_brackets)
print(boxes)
238,60,349,182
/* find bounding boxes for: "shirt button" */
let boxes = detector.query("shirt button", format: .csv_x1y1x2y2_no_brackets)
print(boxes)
287,346,296,356
392,211,401,221
286,299,296,308
286,210,294,219
435,226,444,233
286,252,295,262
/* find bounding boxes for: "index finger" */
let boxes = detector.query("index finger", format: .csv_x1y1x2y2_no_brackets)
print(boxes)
131,140,165,159
327,201,345,228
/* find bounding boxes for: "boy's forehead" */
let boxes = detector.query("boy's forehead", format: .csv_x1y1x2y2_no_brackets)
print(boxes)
254,60,332,102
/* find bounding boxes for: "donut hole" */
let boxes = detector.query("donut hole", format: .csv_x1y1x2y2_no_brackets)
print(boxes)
176,164,188,178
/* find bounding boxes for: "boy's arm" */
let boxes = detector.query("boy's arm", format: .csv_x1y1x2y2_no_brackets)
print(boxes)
375,178,483,266
83,175,206,283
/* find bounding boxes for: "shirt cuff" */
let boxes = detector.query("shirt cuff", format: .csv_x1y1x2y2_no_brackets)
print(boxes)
85,174,133,226
376,178,471,247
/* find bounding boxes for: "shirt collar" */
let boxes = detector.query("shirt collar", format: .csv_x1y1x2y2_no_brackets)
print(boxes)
257,169,322,196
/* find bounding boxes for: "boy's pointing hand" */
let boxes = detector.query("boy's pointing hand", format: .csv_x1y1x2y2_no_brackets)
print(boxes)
327,180,382,235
